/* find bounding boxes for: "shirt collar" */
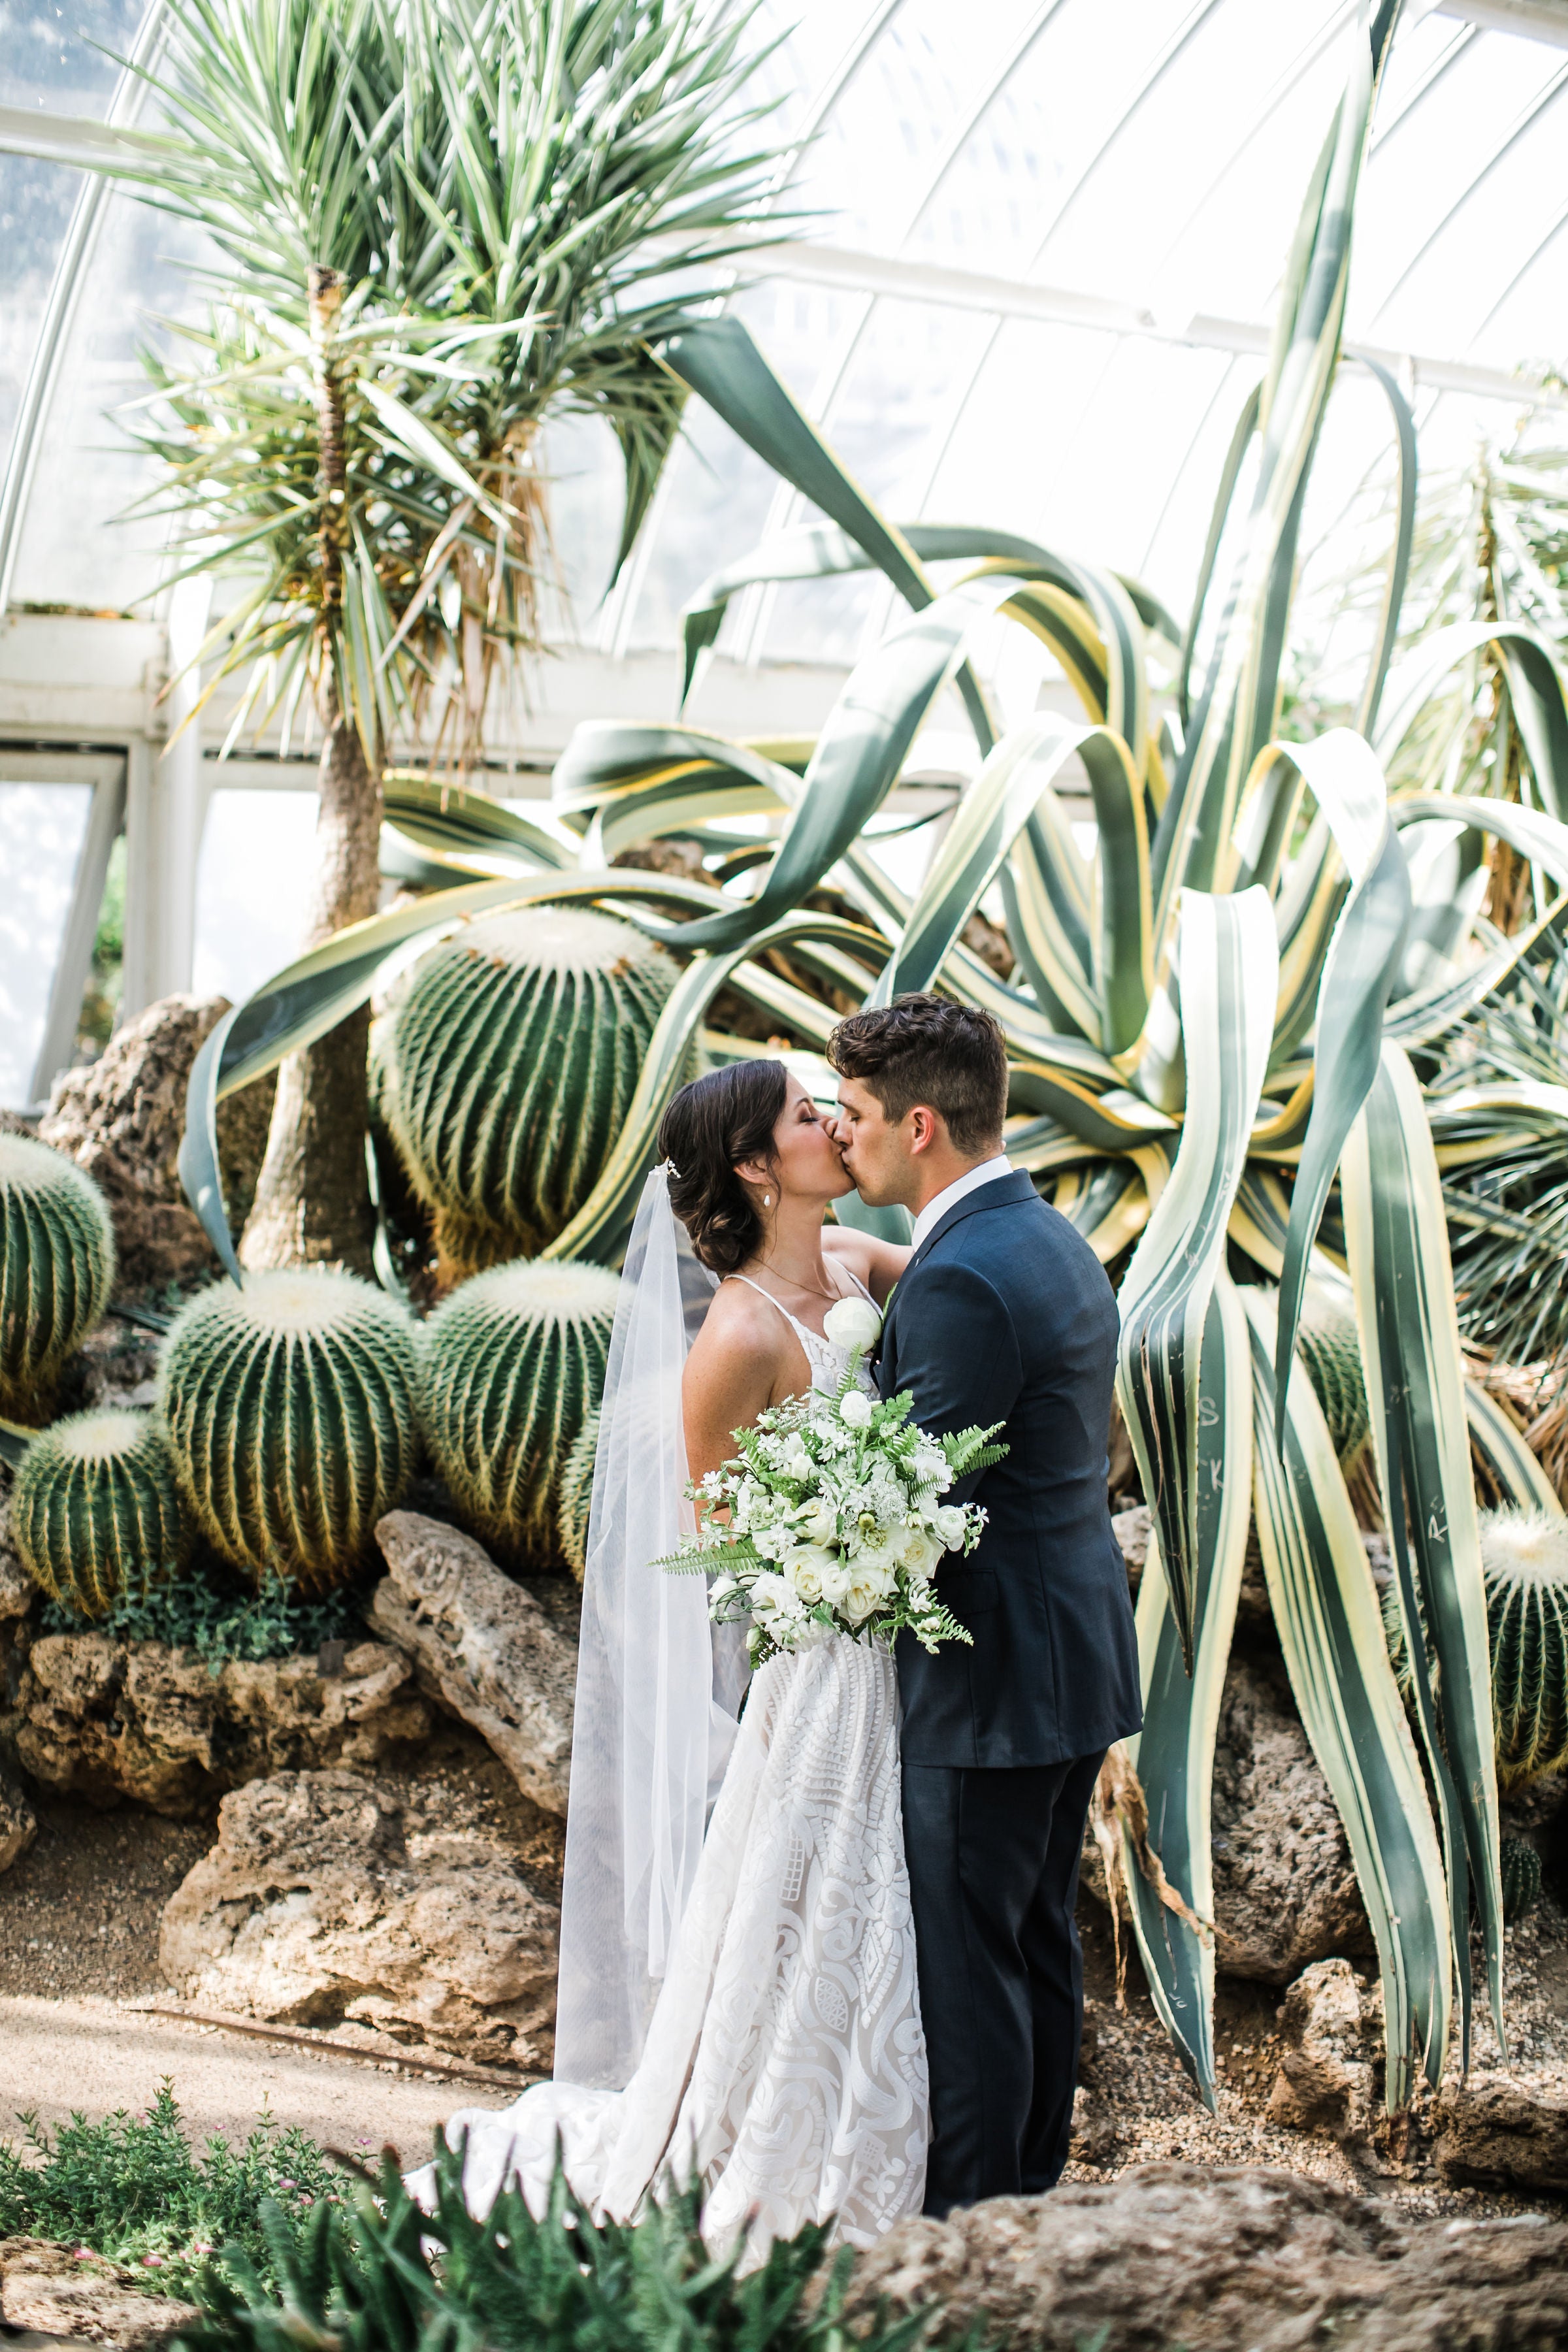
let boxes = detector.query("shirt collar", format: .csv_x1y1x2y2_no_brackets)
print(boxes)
909,1153,1013,1251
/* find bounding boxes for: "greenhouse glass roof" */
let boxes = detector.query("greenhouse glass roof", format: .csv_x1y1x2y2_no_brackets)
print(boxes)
4,0,1568,662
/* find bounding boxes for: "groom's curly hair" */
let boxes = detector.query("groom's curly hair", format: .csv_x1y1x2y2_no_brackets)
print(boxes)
828,994,1007,1155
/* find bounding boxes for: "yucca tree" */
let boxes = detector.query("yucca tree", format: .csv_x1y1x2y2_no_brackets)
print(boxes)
172,0,1568,2121
104,0,780,1273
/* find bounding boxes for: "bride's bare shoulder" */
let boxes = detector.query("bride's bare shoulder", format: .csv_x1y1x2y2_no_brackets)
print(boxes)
687,1274,787,1367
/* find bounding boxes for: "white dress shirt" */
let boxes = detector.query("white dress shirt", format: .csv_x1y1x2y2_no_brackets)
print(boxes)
910,1152,1013,1252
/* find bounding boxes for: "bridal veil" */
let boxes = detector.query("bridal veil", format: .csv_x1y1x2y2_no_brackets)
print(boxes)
553,1162,747,2089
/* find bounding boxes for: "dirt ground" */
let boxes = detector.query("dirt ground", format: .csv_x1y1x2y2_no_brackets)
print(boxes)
1068,1886,1568,2223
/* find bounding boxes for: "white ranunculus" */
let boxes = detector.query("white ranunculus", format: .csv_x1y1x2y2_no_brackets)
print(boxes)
783,1543,839,1605
823,1294,883,1354
781,1438,813,1480
840,1388,874,1429
934,1504,969,1550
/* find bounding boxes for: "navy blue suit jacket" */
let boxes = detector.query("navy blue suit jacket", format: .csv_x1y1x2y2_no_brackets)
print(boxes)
877,1168,1142,1769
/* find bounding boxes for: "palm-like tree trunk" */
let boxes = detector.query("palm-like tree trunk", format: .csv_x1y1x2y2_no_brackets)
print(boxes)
240,264,382,1276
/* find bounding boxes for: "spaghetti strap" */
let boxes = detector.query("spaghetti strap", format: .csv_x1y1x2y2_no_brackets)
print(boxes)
726,1273,812,1344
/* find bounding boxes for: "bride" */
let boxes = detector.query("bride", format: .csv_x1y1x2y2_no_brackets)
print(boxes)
416,1058,921,2252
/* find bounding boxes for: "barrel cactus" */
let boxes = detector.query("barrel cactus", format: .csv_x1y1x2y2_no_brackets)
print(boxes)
377,906,678,1277
159,1270,420,1590
423,1258,619,1568
1501,1833,1543,1924
1384,1505,1568,1793
10,1407,186,1618
557,1405,600,1581
0,1133,115,1419
1296,1313,1369,1469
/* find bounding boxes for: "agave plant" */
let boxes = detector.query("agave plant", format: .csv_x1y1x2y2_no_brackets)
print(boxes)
171,0,1568,2117
87,0,783,1277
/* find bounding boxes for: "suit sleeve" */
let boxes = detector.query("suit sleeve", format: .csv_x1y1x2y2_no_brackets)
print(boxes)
887,1260,1022,1504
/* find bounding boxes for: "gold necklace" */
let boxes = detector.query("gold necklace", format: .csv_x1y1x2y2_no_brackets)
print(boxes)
755,1256,843,1305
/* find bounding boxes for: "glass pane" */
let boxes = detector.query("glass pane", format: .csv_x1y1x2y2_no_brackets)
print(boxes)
0,781,91,1107
193,789,319,1005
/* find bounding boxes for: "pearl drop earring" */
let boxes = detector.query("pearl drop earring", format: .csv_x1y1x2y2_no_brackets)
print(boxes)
763,1192,772,1207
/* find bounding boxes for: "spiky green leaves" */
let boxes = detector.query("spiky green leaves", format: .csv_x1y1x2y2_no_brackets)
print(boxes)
557,1406,598,1584
11,1409,186,1619
423,1259,619,1569
159,1271,419,1590
0,1135,116,1421
380,908,678,1277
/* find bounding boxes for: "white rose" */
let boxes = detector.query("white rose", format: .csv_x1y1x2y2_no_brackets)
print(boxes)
840,1565,896,1625
783,1543,839,1605
934,1505,969,1550
792,1497,838,1546
823,1294,883,1354
898,1524,945,1578
839,1388,874,1430
781,1439,813,1480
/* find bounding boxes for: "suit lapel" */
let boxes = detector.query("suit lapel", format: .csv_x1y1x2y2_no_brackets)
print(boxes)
877,1169,1036,1396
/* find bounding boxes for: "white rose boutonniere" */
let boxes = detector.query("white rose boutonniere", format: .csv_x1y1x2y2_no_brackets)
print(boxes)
823,1294,883,1355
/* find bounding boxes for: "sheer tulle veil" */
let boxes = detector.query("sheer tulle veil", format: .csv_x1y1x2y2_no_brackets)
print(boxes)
553,1162,748,2091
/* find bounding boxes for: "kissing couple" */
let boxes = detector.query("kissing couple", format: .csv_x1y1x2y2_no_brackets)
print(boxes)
413,994,1142,2255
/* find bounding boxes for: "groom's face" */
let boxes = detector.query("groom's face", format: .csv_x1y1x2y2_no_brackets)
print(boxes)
832,1075,921,1209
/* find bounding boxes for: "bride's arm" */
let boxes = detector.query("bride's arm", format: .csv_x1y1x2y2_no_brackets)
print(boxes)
823,1226,911,1303
681,1282,792,1488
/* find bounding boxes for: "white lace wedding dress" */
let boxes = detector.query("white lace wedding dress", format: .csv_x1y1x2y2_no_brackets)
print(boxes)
414,1282,928,2258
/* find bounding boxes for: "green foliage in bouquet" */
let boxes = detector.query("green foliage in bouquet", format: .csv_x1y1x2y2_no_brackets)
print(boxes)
380,907,679,1277
0,1134,115,1420
666,1338,1004,1668
0,2081,340,2299
557,1403,599,1583
1384,1505,1568,1794
1501,1835,1543,1924
10,1407,186,1618
159,1271,419,1590
422,1257,620,1568
177,2132,931,2352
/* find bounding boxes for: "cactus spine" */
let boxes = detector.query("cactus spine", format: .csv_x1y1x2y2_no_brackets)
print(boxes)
378,906,678,1276
10,1408,186,1618
159,1270,420,1590
557,1405,599,1582
1384,1505,1568,1794
1501,1834,1543,1923
0,1134,115,1420
423,1259,619,1568
1296,1313,1370,1471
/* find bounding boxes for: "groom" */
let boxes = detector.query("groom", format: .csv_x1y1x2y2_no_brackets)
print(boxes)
828,994,1141,2217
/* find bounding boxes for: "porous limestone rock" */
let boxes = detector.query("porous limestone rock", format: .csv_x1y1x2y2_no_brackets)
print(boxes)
0,1495,33,1620
0,2237,199,2347
1111,1505,1150,1595
843,2163,1568,2352
4,1633,431,1816
159,1768,559,2068
1081,1659,1370,1981
1434,2065,1568,2195
1267,1957,1382,2152
39,994,274,1290
0,1769,35,1872
371,1511,578,1814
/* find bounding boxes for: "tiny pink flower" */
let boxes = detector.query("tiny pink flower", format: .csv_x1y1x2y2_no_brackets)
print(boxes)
141,2255,164,2268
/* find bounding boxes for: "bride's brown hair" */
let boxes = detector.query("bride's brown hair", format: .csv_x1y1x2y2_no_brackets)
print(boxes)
657,1060,788,1275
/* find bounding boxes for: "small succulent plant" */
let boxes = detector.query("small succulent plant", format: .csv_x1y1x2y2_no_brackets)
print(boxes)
0,1133,116,1420
423,1258,619,1568
159,1270,420,1590
1500,1833,1543,1923
10,1407,186,1618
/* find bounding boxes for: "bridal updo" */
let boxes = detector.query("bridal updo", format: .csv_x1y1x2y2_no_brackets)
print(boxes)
658,1060,787,1275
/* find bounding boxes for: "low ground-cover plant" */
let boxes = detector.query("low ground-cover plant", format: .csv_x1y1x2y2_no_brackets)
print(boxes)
36,1563,368,1670
0,2082,342,2298
182,2134,939,2352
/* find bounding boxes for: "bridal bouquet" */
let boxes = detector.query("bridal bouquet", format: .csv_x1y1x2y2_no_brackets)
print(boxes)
659,1294,1006,1667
